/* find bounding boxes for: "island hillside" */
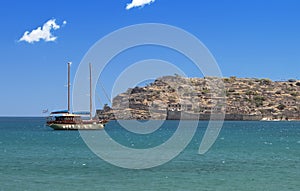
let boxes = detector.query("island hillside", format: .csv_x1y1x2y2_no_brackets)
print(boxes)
97,76,300,121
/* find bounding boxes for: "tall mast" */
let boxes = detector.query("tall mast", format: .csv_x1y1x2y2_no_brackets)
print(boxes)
89,63,92,120
67,62,71,113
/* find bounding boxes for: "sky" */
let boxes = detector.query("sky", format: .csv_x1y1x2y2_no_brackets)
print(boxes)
0,0,299,116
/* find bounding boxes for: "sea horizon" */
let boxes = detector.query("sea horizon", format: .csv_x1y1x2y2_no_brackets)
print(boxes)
1,1,299,190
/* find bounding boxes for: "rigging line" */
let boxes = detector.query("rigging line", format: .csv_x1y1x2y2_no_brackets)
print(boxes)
99,79,112,104
95,92,103,107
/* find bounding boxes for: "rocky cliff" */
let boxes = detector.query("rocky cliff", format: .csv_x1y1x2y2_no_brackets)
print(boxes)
97,76,300,121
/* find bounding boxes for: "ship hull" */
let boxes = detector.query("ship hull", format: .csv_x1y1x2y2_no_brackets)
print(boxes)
48,123,104,130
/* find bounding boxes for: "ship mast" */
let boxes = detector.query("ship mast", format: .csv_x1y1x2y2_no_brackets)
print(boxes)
89,63,93,120
67,62,71,113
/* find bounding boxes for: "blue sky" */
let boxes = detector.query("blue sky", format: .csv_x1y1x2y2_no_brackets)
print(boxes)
0,0,299,116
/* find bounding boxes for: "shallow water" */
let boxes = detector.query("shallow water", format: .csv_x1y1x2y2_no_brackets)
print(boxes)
0,118,299,191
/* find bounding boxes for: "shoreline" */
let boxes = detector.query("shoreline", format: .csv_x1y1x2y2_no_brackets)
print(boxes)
0,116,299,122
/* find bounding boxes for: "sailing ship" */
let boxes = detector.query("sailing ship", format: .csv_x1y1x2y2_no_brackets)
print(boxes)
46,62,108,130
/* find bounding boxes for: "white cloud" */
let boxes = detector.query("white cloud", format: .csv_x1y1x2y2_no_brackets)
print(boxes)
126,0,155,10
19,19,66,43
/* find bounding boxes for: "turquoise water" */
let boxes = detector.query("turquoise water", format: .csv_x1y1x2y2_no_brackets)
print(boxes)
0,118,299,191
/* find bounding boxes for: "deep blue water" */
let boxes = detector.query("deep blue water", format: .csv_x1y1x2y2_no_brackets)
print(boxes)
0,118,299,191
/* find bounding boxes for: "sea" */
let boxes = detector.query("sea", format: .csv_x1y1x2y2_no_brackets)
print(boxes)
0,117,299,191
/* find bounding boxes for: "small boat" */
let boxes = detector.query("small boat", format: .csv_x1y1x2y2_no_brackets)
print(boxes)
46,62,108,130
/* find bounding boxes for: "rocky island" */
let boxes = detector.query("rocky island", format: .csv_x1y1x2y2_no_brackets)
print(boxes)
97,76,300,121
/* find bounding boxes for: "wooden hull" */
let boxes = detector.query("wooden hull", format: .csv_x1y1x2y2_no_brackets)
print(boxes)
47,123,105,130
